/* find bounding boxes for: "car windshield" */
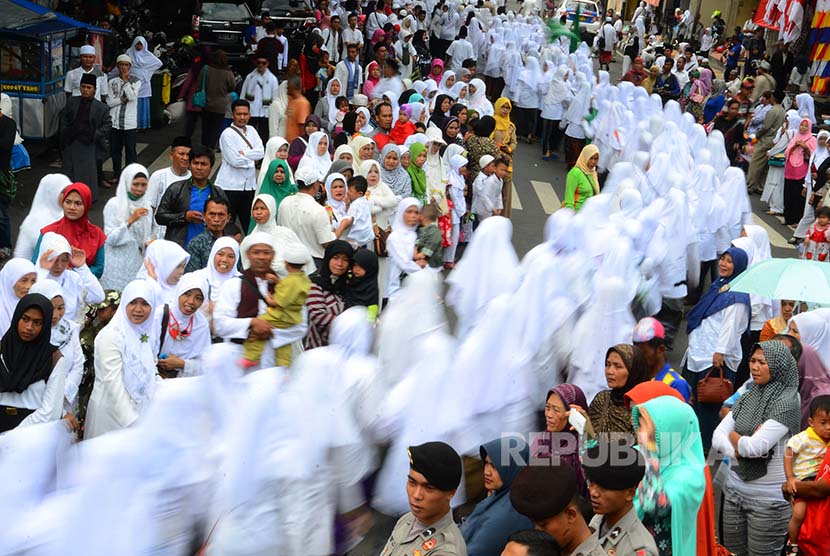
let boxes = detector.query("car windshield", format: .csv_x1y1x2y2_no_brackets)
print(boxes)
567,1,598,13
201,2,251,21
262,0,312,12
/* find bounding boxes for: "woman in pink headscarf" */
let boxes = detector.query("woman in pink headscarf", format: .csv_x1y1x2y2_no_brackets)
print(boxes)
428,58,445,84
685,67,714,122
784,117,817,225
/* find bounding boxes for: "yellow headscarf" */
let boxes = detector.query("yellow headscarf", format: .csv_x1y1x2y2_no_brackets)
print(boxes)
575,144,600,194
493,97,513,135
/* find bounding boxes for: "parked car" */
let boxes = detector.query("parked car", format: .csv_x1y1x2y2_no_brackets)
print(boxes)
555,0,601,41
259,0,316,60
192,1,254,63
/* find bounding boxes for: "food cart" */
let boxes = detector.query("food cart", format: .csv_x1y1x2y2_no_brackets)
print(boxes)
0,0,109,139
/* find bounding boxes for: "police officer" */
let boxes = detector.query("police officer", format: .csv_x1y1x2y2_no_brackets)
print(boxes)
582,441,658,556
380,441,468,556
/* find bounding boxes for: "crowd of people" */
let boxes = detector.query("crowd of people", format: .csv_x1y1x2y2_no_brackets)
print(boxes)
3,1,830,556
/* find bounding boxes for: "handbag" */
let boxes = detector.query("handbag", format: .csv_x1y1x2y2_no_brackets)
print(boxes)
696,367,734,404
690,91,705,104
768,153,786,167
192,67,208,109
374,224,390,257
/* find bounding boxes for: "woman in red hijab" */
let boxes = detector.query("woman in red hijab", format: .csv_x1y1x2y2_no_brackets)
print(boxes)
36,183,106,278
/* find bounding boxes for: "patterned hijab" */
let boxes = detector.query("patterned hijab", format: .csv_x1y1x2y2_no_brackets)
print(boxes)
731,340,801,481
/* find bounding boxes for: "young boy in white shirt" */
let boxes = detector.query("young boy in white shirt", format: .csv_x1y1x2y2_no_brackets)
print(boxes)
471,155,504,221
343,175,375,249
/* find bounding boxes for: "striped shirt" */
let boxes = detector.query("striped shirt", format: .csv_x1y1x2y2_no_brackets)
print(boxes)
303,283,344,349
106,76,141,130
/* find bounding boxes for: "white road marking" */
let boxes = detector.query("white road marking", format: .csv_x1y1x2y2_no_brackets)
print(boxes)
753,214,795,250
531,180,561,214
146,148,172,174
511,182,523,210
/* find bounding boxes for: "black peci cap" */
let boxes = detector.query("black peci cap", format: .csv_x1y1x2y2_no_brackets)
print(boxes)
408,441,462,491
581,441,645,490
510,465,577,521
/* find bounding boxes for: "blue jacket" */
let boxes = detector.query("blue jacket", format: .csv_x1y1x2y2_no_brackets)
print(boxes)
459,438,533,556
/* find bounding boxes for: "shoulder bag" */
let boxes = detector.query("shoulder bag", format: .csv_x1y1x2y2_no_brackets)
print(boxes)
192,67,208,109
696,366,734,404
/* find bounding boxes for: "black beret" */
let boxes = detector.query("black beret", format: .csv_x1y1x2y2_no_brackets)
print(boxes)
171,136,192,149
80,73,98,87
408,442,462,491
510,464,577,521
581,441,645,491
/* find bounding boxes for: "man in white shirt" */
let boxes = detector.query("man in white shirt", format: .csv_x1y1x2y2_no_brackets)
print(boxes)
65,45,108,101
598,17,617,71
240,56,280,142
334,43,364,101
321,15,343,64
215,99,265,232
255,12,272,43
672,55,690,90
446,27,475,72
365,4,389,42
274,22,290,72
439,4,460,49
106,54,141,183
148,136,192,238
341,13,364,60
277,167,336,267
213,233,307,369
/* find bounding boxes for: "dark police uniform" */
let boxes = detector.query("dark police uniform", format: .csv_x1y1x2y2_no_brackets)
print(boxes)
589,508,659,556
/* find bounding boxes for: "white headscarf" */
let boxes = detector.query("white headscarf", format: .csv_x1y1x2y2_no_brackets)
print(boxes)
446,217,521,337
467,78,493,116
108,279,158,407
356,106,374,134
325,78,342,129
296,131,332,182
158,272,211,364
247,194,309,275
194,236,240,304
450,82,468,105
257,136,290,189
324,173,348,221
789,309,830,365
115,163,154,250
124,36,162,97
14,174,70,260
796,92,816,124
240,231,277,270
141,240,190,306
0,258,37,337
438,70,456,96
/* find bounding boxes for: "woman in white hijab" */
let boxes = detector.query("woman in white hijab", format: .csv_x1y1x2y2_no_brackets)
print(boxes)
28,280,85,414
386,198,424,300
438,70,457,97
101,163,158,291
269,79,291,138
0,258,37,337
350,135,376,174
794,129,830,241
762,109,800,216
258,136,292,190
355,106,374,134
35,232,105,324
140,239,190,306
513,56,543,143
124,36,163,129
444,154,468,267
154,273,212,378
296,131,332,182
796,92,816,125
446,216,521,337
85,279,158,438
467,78,493,117
248,193,311,276
14,174,70,260
192,236,240,322
315,77,343,132
789,309,830,365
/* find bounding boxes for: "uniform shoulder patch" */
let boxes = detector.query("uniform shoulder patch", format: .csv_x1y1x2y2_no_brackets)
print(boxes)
422,539,437,551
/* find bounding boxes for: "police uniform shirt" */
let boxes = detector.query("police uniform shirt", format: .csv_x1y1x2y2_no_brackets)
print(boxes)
570,533,607,556
380,510,467,556
589,507,659,556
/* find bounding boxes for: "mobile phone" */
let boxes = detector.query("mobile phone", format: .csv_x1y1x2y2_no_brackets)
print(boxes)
568,410,586,436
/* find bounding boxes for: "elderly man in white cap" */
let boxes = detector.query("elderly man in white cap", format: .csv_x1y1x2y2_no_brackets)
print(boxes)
277,166,337,270
65,45,108,101
213,231,308,369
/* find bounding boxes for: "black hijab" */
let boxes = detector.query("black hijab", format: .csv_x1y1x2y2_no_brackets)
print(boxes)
343,111,359,135
429,94,453,128
475,115,496,137
311,240,354,295
442,116,462,145
0,294,58,393
346,249,379,308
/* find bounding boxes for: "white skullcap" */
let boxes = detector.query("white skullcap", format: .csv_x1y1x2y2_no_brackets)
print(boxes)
283,242,311,265
80,45,96,56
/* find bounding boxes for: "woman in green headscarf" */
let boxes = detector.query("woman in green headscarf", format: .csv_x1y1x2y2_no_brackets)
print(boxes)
406,142,428,204
632,395,706,556
253,158,298,232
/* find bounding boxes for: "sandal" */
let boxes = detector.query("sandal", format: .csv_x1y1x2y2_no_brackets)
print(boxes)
785,542,799,555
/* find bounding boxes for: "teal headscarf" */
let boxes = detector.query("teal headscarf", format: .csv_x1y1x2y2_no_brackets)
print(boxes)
252,158,297,233
632,396,705,556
